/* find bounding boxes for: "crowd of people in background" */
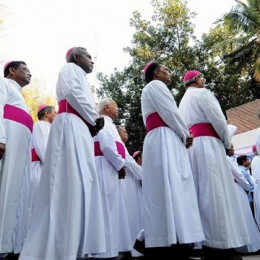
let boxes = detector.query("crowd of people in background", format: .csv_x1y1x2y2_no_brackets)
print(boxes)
0,47,260,260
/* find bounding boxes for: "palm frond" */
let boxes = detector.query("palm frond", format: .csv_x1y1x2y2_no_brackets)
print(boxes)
213,36,254,50
224,38,257,60
219,0,260,33
224,11,260,33
253,56,260,80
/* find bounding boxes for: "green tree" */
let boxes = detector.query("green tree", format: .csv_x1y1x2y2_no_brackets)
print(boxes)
97,0,198,153
194,24,256,113
217,0,260,80
97,0,260,152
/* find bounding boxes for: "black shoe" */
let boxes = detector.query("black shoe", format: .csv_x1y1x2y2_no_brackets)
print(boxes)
226,249,242,260
133,239,146,255
189,248,202,258
5,253,20,260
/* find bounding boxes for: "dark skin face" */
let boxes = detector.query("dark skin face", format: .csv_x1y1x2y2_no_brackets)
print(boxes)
0,143,5,160
136,156,142,166
152,64,193,148
74,50,94,74
0,63,32,158
119,127,128,144
153,65,171,86
189,74,205,89
227,144,235,157
43,108,57,123
6,64,31,87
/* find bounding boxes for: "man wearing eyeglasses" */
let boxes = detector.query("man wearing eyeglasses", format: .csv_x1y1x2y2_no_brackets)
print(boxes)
179,70,249,260
0,61,33,260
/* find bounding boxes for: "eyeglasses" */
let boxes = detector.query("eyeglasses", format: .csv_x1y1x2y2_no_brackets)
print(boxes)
196,74,206,83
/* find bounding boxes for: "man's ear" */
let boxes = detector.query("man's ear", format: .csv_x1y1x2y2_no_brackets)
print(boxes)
195,76,199,84
45,111,50,118
74,54,80,62
8,67,16,76
104,105,109,112
154,69,160,78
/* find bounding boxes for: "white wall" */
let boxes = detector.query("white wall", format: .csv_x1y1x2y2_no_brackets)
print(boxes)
232,128,259,155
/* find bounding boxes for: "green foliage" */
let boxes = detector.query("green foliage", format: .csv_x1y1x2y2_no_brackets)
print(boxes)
97,0,260,152
97,64,146,153
98,0,198,153
195,24,255,113
217,0,260,80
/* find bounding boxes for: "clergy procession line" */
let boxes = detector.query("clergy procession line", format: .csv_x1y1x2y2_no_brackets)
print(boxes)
0,47,260,260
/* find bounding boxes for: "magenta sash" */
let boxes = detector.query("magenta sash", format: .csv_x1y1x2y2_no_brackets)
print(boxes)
58,99,90,127
3,104,33,133
94,141,126,159
189,123,219,139
31,148,40,162
146,112,168,133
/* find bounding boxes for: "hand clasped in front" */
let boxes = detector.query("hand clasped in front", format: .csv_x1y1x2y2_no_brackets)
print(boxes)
89,117,105,137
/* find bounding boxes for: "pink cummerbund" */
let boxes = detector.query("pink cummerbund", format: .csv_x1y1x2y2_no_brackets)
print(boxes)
31,148,40,162
146,112,168,133
4,104,33,133
58,99,90,127
189,123,219,139
94,141,126,159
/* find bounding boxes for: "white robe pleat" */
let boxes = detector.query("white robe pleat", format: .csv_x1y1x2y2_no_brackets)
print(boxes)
179,87,250,248
93,115,132,258
227,156,260,253
251,155,260,230
0,78,32,254
30,120,51,197
28,121,51,228
141,80,205,248
120,148,143,257
19,63,106,260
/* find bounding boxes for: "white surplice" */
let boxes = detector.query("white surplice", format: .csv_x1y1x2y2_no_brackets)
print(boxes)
256,129,260,155
19,63,106,260
179,87,249,248
141,80,205,248
31,120,51,197
28,121,51,229
251,154,260,230
120,147,143,257
227,156,260,253
93,115,132,258
0,78,32,253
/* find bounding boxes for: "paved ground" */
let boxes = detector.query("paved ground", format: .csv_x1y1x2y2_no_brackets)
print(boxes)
243,256,260,259
1,252,258,259
191,255,260,260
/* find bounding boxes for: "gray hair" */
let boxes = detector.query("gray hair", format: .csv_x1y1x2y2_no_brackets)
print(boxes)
116,125,125,134
257,106,260,120
66,47,87,63
97,98,114,114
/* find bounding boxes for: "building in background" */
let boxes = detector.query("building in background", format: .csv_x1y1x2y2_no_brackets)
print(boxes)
227,99,260,155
